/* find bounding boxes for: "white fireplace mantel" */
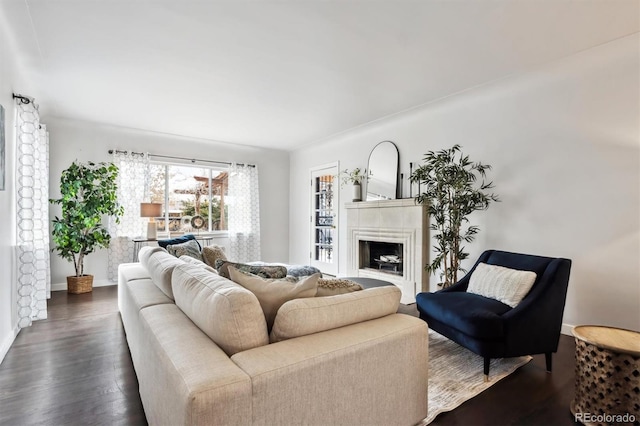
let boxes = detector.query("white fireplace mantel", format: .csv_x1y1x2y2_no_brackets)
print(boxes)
346,199,429,304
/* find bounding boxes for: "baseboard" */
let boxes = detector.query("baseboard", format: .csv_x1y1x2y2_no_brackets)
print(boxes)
561,323,575,336
0,326,20,365
51,279,116,292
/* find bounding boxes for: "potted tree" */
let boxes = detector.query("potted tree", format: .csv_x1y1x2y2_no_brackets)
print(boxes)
410,145,499,288
50,161,124,293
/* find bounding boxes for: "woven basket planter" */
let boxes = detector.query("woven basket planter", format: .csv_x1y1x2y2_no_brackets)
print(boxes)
67,275,93,294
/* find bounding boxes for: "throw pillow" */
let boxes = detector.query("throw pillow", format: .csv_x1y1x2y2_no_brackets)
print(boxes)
215,259,287,280
228,266,319,331
316,278,363,297
179,255,218,274
167,239,203,262
202,245,227,268
158,234,201,250
467,262,537,308
286,265,322,278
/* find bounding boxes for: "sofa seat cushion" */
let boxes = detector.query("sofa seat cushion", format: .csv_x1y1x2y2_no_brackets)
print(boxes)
270,286,401,343
172,264,269,356
139,246,185,300
416,292,512,339
127,279,174,311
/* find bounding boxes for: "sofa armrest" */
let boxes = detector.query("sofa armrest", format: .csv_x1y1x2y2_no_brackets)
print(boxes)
138,304,253,426
231,314,428,426
500,258,571,354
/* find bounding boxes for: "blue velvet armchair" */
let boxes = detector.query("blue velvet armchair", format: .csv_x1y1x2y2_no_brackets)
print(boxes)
416,250,571,380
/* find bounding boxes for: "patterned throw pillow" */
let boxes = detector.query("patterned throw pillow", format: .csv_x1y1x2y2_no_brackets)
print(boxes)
286,265,322,278
167,239,203,262
215,259,287,280
158,234,201,250
202,245,228,268
316,278,363,297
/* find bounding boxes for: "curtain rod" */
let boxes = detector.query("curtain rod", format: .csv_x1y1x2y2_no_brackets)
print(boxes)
107,149,255,167
12,93,31,104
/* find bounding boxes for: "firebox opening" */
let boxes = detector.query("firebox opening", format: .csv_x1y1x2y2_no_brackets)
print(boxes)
359,240,403,276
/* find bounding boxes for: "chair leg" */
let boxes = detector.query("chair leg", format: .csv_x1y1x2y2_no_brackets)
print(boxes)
484,357,490,382
545,352,552,373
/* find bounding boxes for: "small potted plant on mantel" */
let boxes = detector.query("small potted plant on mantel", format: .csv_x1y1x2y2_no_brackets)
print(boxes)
50,161,124,294
339,168,367,202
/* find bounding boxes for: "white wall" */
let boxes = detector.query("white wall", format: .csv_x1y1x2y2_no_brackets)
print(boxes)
289,34,640,332
46,118,290,288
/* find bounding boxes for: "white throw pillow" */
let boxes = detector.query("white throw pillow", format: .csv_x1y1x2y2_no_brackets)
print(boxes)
467,262,537,308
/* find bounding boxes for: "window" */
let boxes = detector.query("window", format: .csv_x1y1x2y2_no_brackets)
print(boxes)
149,163,229,234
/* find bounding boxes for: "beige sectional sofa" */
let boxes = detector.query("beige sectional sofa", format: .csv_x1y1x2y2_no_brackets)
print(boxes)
118,246,429,425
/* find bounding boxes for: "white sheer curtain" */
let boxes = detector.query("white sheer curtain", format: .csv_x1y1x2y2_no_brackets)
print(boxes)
227,163,261,262
107,151,150,281
15,96,50,329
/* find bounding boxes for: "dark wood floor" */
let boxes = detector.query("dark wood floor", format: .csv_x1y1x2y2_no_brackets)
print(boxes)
0,286,577,426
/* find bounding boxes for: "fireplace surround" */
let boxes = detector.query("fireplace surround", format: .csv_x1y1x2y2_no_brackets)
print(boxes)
346,199,429,304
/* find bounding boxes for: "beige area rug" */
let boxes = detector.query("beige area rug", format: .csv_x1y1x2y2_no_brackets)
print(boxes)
420,331,532,425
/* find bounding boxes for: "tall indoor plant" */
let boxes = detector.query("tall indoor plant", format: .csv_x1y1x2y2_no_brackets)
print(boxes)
410,145,499,288
50,161,124,293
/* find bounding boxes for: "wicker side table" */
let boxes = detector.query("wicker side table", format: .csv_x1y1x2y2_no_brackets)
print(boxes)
571,325,640,426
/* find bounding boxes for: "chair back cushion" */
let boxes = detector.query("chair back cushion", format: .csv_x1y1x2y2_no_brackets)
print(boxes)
467,262,536,308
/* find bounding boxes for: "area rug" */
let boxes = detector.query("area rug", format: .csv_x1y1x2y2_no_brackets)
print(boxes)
419,331,532,425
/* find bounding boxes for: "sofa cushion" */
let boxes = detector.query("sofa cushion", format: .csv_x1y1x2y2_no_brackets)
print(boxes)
179,255,218,274
467,262,537,308
158,234,201,250
215,259,287,280
172,264,269,356
270,286,401,343
316,278,363,297
416,291,511,339
139,246,185,300
202,245,227,268
167,239,203,262
228,267,319,331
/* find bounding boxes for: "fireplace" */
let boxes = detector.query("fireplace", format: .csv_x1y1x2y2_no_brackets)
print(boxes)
346,199,429,304
359,241,403,276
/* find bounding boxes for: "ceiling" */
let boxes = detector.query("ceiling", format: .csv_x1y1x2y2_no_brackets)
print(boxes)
2,1,638,151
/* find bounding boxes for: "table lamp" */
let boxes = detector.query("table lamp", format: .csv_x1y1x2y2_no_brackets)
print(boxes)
140,202,162,240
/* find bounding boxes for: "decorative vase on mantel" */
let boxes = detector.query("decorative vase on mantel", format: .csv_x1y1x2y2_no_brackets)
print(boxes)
352,182,362,202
